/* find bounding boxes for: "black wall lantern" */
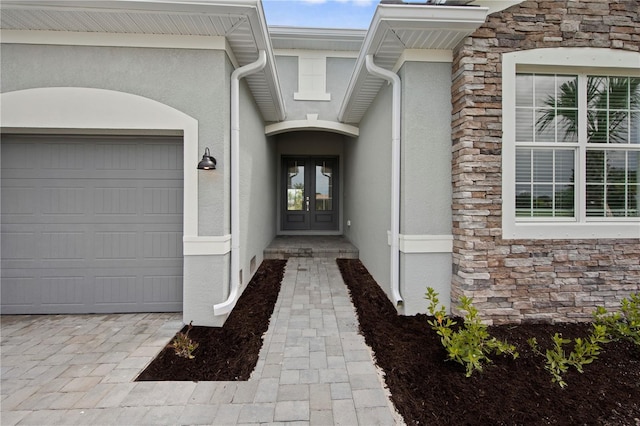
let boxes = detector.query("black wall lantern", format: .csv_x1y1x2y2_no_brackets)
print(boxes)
197,147,217,170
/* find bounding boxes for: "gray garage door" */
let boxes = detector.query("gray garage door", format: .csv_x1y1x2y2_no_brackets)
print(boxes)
1,135,183,314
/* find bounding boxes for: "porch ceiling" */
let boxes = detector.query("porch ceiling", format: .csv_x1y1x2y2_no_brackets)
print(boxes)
338,3,491,125
0,0,285,122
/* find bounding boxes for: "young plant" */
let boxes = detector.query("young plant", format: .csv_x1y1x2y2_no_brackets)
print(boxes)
170,321,199,359
529,324,608,388
425,287,518,377
593,293,639,346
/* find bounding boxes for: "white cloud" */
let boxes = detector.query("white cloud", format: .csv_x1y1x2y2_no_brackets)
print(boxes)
301,0,327,3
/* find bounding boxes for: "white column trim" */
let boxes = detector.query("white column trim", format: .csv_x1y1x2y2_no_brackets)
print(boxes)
387,232,454,253
392,49,453,73
183,235,231,255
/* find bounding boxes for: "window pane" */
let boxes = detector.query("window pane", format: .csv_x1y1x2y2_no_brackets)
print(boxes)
515,148,575,218
555,150,575,183
533,150,553,181
555,183,575,216
587,76,640,145
516,149,531,182
516,74,534,107
516,184,532,217
516,108,534,142
533,184,553,216
586,149,639,217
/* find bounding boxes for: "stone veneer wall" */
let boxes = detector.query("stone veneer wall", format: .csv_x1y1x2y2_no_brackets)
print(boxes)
450,0,640,324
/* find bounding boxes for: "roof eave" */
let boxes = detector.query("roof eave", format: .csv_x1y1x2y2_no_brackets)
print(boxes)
338,3,491,124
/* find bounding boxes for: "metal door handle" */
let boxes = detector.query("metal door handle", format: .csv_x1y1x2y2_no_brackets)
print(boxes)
306,196,310,212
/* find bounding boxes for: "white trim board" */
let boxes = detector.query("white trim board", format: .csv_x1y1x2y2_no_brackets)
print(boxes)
0,30,240,68
392,49,453,73
265,114,359,137
387,233,454,253
183,235,231,256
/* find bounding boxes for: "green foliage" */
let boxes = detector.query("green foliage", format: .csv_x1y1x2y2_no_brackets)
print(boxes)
425,287,518,377
528,324,608,388
171,322,199,359
593,293,640,346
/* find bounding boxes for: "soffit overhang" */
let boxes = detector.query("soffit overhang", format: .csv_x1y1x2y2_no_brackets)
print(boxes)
338,3,491,124
269,26,366,52
0,0,285,122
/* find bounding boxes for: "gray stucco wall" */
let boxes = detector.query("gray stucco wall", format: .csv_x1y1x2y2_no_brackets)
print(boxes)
343,82,393,301
239,77,277,282
399,61,453,315
274,56,356,121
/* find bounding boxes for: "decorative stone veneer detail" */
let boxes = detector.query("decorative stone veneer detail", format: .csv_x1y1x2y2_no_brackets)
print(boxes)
450,0,640,324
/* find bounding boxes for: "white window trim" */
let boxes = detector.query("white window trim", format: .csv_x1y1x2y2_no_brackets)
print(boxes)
502,48,640,240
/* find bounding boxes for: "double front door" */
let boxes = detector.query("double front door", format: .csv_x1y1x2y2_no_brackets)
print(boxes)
282,157,338,231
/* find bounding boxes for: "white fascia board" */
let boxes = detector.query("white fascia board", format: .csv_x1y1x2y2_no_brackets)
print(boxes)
247,1,286,121
0,1,260,15
338,4,489,123
269,26,367,41
1,29,228,50
275,49,358,59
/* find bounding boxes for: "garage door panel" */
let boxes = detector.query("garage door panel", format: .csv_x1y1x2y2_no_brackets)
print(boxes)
143,274,183,303
1,135,184,314
2,186,36,214
1,231,37,260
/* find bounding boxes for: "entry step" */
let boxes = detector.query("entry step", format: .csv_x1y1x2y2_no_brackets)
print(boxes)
264,236,359,259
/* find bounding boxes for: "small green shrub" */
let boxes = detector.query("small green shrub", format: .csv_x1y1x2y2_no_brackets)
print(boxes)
593,293,640,346
528,324,608,388
425,287,518,377
171,322,199,359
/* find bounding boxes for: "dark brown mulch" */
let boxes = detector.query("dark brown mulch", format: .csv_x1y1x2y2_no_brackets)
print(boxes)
136,259,286,382
336,258,640,426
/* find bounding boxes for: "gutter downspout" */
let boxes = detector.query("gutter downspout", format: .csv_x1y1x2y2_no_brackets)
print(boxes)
214,50,267,315
365,54,403,307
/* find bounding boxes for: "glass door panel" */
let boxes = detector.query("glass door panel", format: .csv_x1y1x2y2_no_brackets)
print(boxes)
315,160,333,211
287,161,305,211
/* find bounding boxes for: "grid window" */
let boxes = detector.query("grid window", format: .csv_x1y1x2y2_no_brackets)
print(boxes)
514,73,639,221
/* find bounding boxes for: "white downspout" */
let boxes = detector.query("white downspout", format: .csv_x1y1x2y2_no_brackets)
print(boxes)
214,50,267,315
365,55,403,307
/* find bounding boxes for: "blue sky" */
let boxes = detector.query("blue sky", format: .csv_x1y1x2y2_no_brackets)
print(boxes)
262,0,378,29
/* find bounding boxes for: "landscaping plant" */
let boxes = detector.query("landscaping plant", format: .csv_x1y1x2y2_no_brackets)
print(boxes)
593,293,640,346
170,321,199,359
425,287,518,377
528,324,608,388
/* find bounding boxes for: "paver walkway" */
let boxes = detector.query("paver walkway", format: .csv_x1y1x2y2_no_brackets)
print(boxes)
1,257,403,425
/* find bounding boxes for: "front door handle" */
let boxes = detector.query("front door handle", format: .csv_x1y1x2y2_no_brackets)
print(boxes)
306,196,310,212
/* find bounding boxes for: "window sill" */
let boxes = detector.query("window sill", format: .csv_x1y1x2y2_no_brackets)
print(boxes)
502,221,640,240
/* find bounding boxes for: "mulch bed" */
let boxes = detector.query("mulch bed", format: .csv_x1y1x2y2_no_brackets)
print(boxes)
337,258,640,425
136,259,286,382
